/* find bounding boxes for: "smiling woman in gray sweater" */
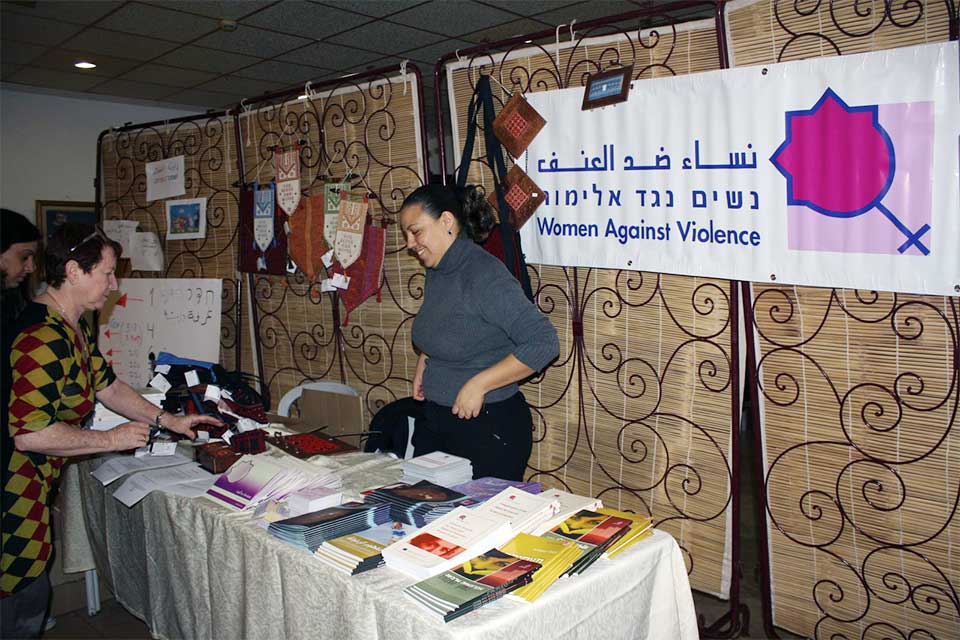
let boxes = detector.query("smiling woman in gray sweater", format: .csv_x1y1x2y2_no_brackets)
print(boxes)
399,184,559,481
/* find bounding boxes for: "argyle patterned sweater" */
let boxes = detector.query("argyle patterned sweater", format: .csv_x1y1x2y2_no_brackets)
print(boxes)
2,302,114,596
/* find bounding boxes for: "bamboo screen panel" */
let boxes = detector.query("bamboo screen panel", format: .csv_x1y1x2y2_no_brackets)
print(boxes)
99,117,242,371
445,15,736,599
729,0,959,637
240,72,426,427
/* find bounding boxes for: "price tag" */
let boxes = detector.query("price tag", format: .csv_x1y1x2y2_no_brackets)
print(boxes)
204,384,222,402
150,442,178,456
185,370,201,387
321,248,335,268
331,273,350,290
149,373,171,393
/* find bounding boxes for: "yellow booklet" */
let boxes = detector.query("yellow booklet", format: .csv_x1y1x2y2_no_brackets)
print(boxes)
596,507,653,558
499,533,580,602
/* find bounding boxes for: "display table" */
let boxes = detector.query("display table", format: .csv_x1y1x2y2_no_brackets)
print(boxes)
75,453,698,640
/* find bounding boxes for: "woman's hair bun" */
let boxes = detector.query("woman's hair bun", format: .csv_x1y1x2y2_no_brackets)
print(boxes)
458,184,497,242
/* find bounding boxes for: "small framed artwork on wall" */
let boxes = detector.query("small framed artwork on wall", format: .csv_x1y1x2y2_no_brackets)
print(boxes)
35,200,98,279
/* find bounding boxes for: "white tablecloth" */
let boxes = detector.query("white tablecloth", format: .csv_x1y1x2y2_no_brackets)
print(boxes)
76,454,698,640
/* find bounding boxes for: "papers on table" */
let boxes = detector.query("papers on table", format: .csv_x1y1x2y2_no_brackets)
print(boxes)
451,477,543,501
91,453,193,485
381,506,515,580
364,480,479,528
92,393,165,431
474,487,560,535
205,454,340,511
530,488,603,535
113,463,212,507
401,451,473,487
268,502,392,553
286,486,343,516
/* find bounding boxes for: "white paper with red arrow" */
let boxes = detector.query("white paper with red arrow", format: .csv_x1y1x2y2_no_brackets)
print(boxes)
97,278,223,387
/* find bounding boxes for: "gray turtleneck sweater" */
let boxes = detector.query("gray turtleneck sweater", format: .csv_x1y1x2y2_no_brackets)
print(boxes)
411,237,559,407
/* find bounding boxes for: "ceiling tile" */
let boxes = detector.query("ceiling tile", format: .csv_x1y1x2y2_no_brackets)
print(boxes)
61,28,180,60
326,22,443,55
1,40,48,66
531,1,641,27
461,17,548,44
475,1,581,17
192,24,312,58
29,49,142,77
162,87,244,108
88,78,180,100
242,2,372,39
6,66,105,91
142,1,273,20
234,60,331,84
98,2,220,42
195,75,290,97
119,63,219,87
387,0,517,35
0,12,86,46
314,1,428,18
155,45,262,73
279,42,383,69
395,39,474,66
1,1,124,26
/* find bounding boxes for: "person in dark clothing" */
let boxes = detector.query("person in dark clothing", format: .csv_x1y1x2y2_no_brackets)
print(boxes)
1,209,40,322
399,184,559,481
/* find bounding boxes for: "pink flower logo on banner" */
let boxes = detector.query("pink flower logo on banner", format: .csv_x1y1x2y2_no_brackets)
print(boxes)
771,88,931,255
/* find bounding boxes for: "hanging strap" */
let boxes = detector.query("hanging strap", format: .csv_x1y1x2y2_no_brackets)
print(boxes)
456,76,534,301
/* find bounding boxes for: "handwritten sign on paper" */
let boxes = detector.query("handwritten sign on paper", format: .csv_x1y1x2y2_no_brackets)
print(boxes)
98,278,222,387
146,155,186,202
130,232,164,271
103,219,139,255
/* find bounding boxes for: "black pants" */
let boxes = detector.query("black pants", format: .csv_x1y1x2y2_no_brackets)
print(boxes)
0,572,50,639
415,392,533,481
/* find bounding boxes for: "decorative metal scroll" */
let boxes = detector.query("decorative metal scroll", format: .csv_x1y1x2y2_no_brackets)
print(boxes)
441,7,740,627
729,1,960,638
98,116,241,370
748,285,959,640
239,70,427,425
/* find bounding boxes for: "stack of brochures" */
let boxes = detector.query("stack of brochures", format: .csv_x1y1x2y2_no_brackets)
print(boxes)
543,509,633,575
403,548,540,622
313,521,413,575
474,487,560,535
401,452,473,487
530,488,603,535
451,477,542,501
285,486,343,516
382,506,515,579
205,454,340,511
364,480,479,527
597,507,654,558
268,501,392,552
499,533,582,603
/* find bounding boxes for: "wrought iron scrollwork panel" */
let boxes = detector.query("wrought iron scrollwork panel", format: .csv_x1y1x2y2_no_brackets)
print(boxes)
99,116,241,369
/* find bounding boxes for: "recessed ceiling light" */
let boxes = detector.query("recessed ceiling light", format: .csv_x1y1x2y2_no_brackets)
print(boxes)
74,61,96,69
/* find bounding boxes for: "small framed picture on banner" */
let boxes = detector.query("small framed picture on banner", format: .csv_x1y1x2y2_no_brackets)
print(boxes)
165,198,206,241
582,64,634,111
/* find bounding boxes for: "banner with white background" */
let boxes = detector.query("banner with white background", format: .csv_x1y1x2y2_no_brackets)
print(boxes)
520,41,959,296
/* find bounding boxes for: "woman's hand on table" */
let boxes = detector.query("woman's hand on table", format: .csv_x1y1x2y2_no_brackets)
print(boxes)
110,422,152,451
163,414,224,440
